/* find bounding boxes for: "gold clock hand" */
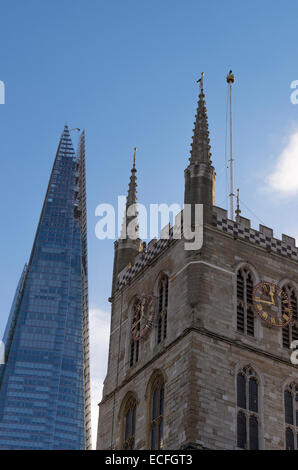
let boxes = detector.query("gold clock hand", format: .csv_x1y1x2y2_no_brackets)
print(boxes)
255,297,274,305
269,285,275,304
133,317,142,327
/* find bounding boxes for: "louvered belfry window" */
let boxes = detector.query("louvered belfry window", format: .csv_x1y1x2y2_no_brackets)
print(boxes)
236,367,260,449
284,383,298,450
157,276,168,344
237,268,255,337
282,285,298,349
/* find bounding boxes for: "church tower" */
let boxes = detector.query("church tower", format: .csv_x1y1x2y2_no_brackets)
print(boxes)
97,78,298,450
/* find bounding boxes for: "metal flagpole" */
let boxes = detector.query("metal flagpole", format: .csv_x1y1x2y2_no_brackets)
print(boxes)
226,70,235,220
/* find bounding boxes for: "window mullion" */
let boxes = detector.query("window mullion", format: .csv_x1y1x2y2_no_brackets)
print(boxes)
246,374,249,449
244,276,248,335
129,406,133,443
247,409,250,449
292,393,295,429
158,387,161,418
246,375,249,412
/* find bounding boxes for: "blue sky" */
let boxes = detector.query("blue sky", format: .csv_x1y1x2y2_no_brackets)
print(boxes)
1,0,298,446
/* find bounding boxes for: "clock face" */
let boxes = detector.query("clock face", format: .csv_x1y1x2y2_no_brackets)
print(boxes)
131,294,156,340
252,282,293,327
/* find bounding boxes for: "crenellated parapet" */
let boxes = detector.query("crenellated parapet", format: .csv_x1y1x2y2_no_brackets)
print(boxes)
212,205,298,260
116,205,298,292
117,228,176,290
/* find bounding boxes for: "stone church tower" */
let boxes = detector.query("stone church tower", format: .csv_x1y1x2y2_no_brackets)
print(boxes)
96,79,298,450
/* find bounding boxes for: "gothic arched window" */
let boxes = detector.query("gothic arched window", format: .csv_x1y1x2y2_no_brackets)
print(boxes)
157,275,168,344
284,383,298,450
130,300,140,367
236,366,260,449
236,268,255,337
149,374,165,450
122,395,137,450
282,285,298,349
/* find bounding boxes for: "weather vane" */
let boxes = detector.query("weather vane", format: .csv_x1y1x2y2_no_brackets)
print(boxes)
197,72,204,91
133,147,137,169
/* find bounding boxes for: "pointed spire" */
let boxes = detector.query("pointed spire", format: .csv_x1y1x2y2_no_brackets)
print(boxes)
189,72,212,165
126,147,138,208
120,148,139,240
184,74,215,216
58,124,75,158
112,148,141,295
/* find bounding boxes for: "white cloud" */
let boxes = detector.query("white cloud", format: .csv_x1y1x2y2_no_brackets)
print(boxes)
267,130,298,195
88,307,110,449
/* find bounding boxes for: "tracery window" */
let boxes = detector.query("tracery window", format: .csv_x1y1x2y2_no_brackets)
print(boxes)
281,285,298,349
157,276,168,344
237,267,255,337
236,366,260,449
122,395,137,450
150,375,165,450
284,383,298,450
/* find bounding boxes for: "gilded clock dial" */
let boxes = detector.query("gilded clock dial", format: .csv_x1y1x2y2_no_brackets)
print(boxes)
131,294,156,340
252,282,293,327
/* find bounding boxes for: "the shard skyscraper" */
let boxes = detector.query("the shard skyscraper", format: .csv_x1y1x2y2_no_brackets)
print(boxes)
0,126,91,449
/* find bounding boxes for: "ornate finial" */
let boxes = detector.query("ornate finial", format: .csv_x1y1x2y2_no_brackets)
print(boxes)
133,147,137,169
190,72,211,164
235,188,241,220
226,70,235,84
196,72,204,92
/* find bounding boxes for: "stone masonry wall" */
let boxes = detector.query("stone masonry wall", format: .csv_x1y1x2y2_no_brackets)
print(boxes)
97,206,298,450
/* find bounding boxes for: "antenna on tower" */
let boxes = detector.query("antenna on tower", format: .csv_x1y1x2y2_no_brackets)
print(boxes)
226,70,235,220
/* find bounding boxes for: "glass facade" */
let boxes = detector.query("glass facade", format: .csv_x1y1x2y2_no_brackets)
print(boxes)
0,126,91,449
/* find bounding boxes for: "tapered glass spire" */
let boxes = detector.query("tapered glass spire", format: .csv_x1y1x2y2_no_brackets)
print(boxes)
0,125,90,449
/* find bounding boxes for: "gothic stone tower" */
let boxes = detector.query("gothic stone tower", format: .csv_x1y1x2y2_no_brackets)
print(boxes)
97,81,298,450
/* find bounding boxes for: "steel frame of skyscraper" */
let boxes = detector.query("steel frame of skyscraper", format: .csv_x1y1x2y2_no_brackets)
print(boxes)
76,130,92,450
0,126,91,449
